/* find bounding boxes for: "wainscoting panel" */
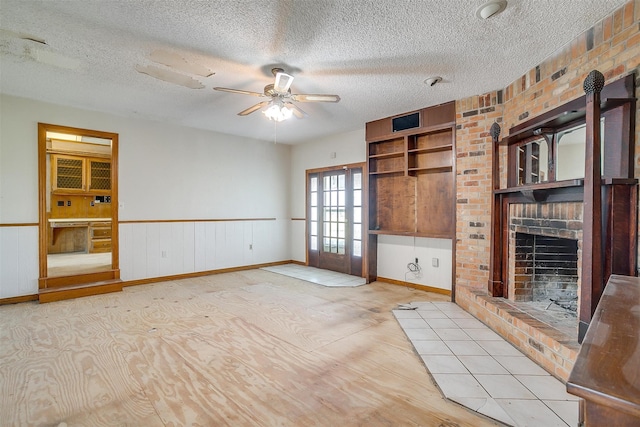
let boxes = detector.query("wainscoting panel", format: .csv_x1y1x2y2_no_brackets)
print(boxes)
119,220,287,282
0,226,39,298
194,222,216,272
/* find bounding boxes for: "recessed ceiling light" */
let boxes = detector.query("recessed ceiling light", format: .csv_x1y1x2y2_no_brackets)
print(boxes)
476,0,507,19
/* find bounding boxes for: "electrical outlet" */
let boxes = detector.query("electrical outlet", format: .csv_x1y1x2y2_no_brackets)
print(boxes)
249,244,253,250
161,250,167,258
432,258,439,267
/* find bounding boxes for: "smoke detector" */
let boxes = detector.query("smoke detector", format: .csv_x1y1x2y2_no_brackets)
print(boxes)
476,0,507,19
424,77,442,87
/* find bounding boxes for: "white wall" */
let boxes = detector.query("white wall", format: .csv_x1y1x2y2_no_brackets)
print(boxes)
289,129,366,261
377,235,452,290
0,94,291,298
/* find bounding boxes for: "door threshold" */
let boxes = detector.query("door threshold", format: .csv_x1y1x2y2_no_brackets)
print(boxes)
38,279,123,303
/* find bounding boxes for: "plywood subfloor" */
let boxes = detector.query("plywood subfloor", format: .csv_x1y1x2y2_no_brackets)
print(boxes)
0,269,501,426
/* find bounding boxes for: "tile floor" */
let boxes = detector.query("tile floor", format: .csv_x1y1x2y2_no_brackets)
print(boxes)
394,301,579,427
262,264,367,287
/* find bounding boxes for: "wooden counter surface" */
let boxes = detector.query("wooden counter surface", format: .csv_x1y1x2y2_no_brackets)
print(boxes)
567,274,640,426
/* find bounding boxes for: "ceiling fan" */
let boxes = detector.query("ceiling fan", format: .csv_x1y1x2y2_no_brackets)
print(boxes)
213,68,340,121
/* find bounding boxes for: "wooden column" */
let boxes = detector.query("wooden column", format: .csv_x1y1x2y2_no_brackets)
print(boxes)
579,70,605,343
488,122,504,296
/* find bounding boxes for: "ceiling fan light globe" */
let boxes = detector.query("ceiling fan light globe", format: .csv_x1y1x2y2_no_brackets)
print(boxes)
281,106,293,120
263,103,292,122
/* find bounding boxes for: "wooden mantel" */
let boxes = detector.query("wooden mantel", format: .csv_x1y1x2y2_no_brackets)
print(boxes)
488,72,637,342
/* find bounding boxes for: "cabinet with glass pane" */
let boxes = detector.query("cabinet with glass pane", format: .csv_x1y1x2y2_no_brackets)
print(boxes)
52,154,111,194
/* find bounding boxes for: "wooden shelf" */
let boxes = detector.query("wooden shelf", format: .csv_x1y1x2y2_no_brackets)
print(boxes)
408,144,452,154
368,229,454,239
368,151,404,159
408,166,453,174
495,178,584,194
369,170,404,176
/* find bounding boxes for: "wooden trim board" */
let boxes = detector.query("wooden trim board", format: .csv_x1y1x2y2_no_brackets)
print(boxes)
376,276,451,296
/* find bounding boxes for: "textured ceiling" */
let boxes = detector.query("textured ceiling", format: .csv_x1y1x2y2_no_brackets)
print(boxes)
0,0,628,144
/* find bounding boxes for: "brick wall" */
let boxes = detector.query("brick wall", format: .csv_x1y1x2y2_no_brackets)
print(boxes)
454,0,639,380
455,92,503,288
456,0,640,290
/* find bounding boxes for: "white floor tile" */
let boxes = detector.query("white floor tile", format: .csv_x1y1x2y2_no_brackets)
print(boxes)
412,340,453,355
496,399,568,427
433,328,473,341
397,318,430,329
452,318,487,329
431,302,465,312
261,265,366,287
544,400,579,427
494,356,550,376
403,328,440,341
420,355,469,374
477,340,524,357
449,397,517,426
432,374,490,399
458,355,509,375
443,311,474,319
392,309,422,319
475,374,537,399
394,300,574,427
417,310,450,319
516,375,579,401
444,340,489,356
410,302,439,310
463,328,504,341
425,318,459,329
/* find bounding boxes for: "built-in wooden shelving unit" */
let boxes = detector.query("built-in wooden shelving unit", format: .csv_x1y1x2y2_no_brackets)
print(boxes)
365,101,456,282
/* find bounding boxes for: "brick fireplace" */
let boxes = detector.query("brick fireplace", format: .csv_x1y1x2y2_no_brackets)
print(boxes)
508,202,583,310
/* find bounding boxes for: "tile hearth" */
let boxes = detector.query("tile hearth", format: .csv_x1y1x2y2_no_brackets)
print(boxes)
394,302,578,427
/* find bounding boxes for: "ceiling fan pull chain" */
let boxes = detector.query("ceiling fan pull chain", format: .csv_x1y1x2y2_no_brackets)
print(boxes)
273,120,278,144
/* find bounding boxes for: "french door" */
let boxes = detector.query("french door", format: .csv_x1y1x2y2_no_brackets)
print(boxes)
307,164,364,276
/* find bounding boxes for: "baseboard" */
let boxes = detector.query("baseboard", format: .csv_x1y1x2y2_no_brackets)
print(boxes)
2,260,312,305
376,276,452,296
121,260,296,288
0,294,39,305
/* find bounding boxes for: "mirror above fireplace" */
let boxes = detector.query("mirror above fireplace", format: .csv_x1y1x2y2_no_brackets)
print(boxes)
489,72,637,342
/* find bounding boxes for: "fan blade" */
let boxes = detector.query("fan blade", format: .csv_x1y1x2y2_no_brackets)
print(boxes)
291,94,340,103
285,102,307,119
214,87,265,97
274,72,294,94
238,101,270,116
